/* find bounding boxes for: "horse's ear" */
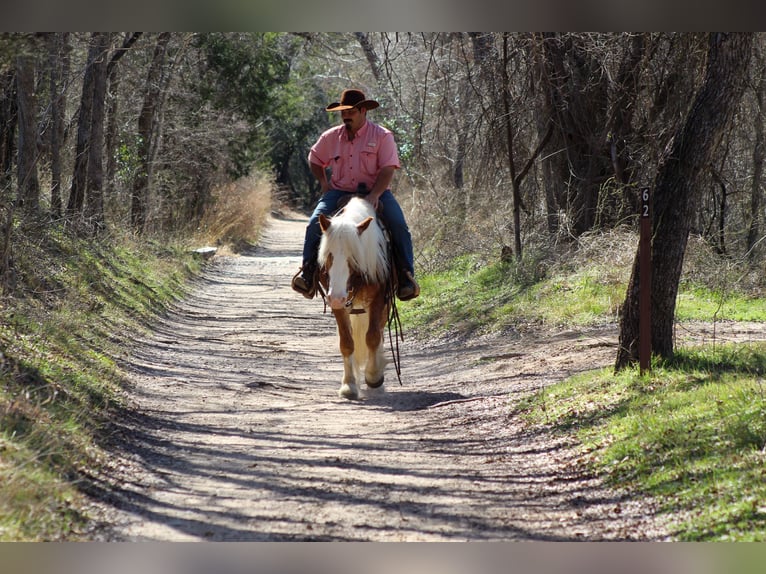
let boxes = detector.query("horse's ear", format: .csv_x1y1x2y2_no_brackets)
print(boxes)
356,217,374,235
319,213,331,233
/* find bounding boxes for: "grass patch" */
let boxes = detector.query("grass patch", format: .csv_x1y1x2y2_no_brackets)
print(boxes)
677,285,766,322
403,229,766,337
516,343,766,541
398,255,524,336
512,268,624,327
0,173,272,540
401,245,626,336
0,225,200,540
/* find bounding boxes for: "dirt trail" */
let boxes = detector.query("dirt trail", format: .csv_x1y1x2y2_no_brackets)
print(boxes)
90,210,694,541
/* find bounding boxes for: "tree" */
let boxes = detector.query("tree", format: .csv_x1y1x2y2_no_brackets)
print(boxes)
15,48,39,214
104,33,141,200
746,43,765,260
537,33,612,236
131,32,171,231
502,33,553,261
48,32,71,218
355,32,382,84
68,33,107,219
84,32,111,230
616,33,754,370
0,70,15,191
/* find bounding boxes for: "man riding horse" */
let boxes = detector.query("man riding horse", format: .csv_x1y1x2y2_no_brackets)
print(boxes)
292,89,419,302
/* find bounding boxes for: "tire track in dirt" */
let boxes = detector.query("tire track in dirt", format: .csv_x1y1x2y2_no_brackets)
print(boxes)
91,211,673,541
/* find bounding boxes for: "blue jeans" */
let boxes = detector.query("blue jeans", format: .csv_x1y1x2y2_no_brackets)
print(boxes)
302,189,415,275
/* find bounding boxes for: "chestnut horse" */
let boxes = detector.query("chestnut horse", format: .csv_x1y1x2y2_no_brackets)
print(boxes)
318,197,391,400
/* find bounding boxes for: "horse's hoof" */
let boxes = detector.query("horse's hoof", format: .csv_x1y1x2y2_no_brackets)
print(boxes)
365,376,384,388
339,383,359,400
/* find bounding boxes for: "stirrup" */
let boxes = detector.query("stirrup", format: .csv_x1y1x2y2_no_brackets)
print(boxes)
291,267,316,299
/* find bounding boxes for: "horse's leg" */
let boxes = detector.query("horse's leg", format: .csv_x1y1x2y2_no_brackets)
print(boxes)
364,291,389,388
351,311,369,377
333,308,359,399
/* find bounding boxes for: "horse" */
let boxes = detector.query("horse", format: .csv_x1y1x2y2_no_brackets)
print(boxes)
317,196,391,400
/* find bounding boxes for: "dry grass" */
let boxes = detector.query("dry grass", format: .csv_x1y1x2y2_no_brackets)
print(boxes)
194,172,273,251
683,235,766,296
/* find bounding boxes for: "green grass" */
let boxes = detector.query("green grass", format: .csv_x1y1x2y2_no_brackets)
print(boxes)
401,243,766,541
516,344,766,541
401,252,625,336
0,173,271,541
402,248,766,337
398,255,521,335
0,224,200,540
677,284,766,321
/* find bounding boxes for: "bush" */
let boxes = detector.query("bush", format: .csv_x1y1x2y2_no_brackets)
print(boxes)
194,171,273,251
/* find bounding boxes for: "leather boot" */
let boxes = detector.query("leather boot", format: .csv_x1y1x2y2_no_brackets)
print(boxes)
291,262,317,299
397,270,420,301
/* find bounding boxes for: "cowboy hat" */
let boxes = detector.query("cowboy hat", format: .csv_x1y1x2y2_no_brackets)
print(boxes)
325,89,379,111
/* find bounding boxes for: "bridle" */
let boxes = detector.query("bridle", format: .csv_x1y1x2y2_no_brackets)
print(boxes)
316,267,362,313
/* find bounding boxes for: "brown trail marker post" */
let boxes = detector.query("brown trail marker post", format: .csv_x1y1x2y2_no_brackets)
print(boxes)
639,187,652,375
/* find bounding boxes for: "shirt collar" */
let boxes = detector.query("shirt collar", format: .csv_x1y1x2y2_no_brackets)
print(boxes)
342,119,369,141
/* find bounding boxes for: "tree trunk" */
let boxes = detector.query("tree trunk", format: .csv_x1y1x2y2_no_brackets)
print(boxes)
0,71,17,289
453,129,467,189
503,34,555,261
606,33,645,222
354,32,382,84
616,33,754,370
608,34,645,185
84,32,111,231
529,35,560,235
1,71,17,191
104,67,120,199
502,34,523,260
538,33,611,237
746,47,764,260
49,32,70,218
711,168,728,255
15,52,39,214
131,32,171,231
68,33,101,216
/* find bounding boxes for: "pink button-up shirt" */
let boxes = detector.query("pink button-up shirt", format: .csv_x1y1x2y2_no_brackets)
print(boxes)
308,120,400,192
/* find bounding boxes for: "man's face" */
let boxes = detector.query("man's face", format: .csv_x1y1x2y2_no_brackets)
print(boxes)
341,106,366,133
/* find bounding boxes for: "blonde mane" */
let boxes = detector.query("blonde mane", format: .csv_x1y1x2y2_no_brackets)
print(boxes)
318,197,389,284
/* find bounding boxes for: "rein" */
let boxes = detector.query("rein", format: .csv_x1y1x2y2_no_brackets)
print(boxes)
385,270,404,386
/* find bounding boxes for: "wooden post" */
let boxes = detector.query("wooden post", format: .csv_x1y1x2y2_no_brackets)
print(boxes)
639,187,652,374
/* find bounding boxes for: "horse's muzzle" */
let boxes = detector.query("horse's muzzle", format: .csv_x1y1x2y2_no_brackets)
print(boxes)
328,294,348,310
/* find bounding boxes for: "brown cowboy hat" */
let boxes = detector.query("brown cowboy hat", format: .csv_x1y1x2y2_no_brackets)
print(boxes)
325,89,379,112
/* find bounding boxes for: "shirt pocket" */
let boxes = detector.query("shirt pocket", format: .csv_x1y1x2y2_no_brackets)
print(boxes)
360,150,378,177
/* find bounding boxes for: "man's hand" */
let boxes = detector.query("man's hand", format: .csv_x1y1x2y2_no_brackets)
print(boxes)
367,165,395,211
365,192,381,211
310,162,330,195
